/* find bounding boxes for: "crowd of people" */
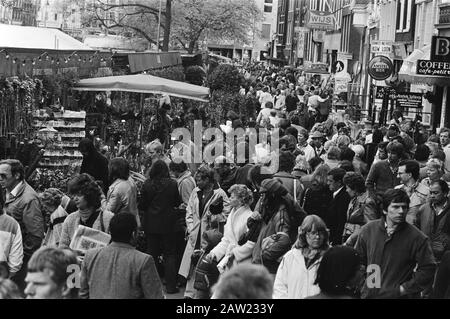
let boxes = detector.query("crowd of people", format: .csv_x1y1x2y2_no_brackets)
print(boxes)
1,63,450,300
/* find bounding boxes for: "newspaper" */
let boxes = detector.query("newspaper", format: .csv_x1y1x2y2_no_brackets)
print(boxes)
69,225,111,254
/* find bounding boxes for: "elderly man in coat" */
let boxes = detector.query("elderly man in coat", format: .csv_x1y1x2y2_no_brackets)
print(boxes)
179,166,230,299
0,159,43,291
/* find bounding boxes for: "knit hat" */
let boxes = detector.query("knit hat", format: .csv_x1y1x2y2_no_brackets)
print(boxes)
260,179,288,197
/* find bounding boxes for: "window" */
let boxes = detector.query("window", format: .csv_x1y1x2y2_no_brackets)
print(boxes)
264,5,272,13
396,0,412,33
265,0,273,3
262,24,271,40
54,13,57,21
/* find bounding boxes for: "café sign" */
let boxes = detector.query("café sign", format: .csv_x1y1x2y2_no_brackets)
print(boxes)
417,60,450,77
368,56,394,80
306,11,335,31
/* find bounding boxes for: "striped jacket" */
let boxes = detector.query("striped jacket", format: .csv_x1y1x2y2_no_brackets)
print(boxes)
0,213,23,276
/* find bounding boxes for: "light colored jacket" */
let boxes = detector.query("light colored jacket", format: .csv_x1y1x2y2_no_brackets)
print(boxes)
0,213,23,275
42,205,68,248
106,178,139,216
178,187,230,278
210,206,255,264
4,181,43,257
273,248,322,299
58,209,114,249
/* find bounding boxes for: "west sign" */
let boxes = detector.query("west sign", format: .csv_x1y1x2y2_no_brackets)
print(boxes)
306,11,335,31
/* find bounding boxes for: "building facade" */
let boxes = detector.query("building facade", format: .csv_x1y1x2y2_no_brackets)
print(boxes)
0,0,37,26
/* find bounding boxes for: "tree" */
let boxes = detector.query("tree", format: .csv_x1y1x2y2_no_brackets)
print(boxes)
171,0,261,54
91,0,172,51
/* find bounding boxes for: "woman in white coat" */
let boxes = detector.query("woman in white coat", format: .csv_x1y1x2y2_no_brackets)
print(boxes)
206,185,255,272
273,215,330,299
179,166,230,299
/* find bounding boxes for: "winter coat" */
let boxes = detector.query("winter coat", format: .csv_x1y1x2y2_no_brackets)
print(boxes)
273,248,322,299
0,213,23,275
80,151,109,194
366,160,400,197
80,242,164,299
106,178,139,217
210,206,255,267
273,172,304,205
326,187,351,246
58,209,114,249
139,178,181,234
3,181,43,258
415,201,450,261
251,199,293,274
343,192,380,246
355,219,436,299
42,205,68,248
178,188,230,278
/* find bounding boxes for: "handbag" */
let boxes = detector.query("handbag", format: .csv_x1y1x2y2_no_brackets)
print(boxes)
193,251,220,291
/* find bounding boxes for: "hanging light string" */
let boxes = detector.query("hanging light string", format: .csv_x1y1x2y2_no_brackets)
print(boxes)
0,50,111,66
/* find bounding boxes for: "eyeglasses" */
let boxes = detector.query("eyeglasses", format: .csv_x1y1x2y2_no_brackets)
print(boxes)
306,231,324,238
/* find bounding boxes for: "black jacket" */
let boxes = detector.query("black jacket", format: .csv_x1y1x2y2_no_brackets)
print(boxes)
139,178,181,234
80,151,109,194
326,187,351,246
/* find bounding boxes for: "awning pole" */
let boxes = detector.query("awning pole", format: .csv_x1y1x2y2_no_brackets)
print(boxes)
441,86,448,129
140,93,144,150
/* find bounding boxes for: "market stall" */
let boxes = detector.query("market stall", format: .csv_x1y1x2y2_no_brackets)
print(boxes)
72,73,210,152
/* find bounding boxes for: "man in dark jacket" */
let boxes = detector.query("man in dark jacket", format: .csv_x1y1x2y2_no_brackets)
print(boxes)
326,168,351,245
80,213,164,299
79,138,109,194
0,159,44,291
355,189,436,299
415,180,450,261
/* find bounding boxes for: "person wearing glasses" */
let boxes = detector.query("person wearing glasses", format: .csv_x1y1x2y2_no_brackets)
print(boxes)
395,160,429,225
273,215,330,299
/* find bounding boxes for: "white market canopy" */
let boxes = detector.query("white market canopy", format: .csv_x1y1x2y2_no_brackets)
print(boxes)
72,74,210,102
0,24,93,51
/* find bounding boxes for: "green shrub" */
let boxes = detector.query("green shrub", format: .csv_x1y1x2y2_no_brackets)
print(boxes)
185,66,206,86
148,66,186,82
208,64,244,93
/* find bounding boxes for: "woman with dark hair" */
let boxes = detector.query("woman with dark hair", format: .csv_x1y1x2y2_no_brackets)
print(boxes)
307,246,361,299
180,165,230,299
273,215,330,299
301,164,333,222
139,159,181,294
59,174,113,249
342,172,380,246
251,179,303,275
106,158,139,222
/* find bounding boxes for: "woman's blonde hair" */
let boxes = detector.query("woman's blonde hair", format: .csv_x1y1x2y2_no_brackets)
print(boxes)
311,164,330,187
228,184,253,207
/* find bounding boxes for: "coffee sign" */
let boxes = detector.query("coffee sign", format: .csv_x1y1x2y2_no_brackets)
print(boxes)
417,60,450,77
368,56,394,80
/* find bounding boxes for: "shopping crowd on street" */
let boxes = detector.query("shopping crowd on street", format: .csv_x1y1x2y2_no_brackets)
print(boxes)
1,63,450,299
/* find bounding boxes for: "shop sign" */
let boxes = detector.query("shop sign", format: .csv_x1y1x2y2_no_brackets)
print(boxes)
306,11,335,31
368,56,393,80
417,60,450,77
334,78,349,94
431,36,450,62
375,87,423,109
371,41,393,55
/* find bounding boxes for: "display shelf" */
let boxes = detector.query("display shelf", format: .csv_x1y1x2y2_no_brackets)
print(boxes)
32,110,86,169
